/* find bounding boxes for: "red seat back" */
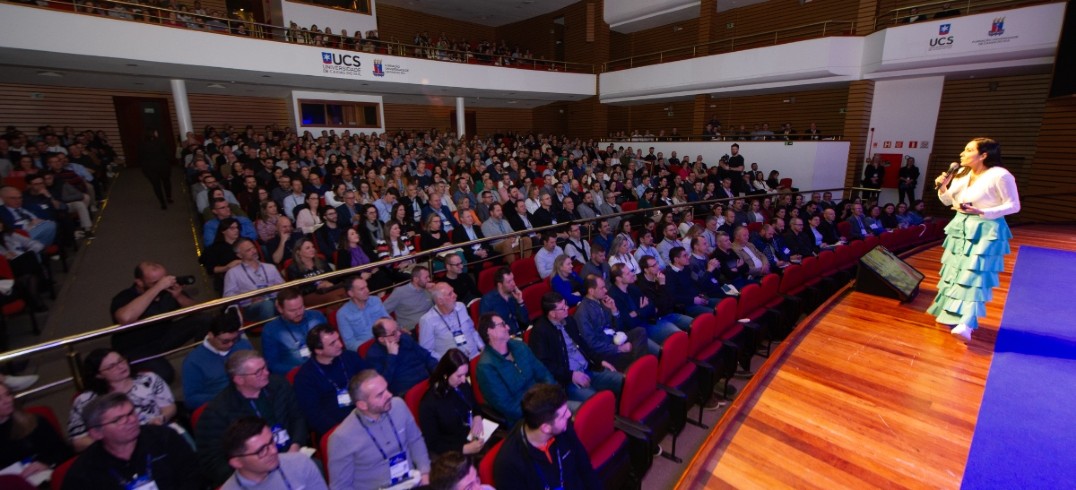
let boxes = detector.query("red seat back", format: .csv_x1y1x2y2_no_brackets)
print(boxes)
619,355,661,421
469,356,488,407
575,390,626,468
286,366,300,384
478,267,498,295
522,282,549,321
25,405,62,436
319,424,339,483
51,457,78,490
747,222,763,234
469,300,482,326
191,404,208,432
620,201,638,212
736,283,762,320
658,332,693,387
510,256,540,287
479,439,504,485
404,378,429,422
779,264,803,295
358,339,375,358
817,250,836,277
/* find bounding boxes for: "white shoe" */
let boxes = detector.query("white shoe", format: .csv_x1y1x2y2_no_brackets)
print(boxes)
2,374,39,391
950,324,973,343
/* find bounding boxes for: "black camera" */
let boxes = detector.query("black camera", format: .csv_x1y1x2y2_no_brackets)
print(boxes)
176,275,196,286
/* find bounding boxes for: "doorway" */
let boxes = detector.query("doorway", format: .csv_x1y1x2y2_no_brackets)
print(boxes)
113,97,175,168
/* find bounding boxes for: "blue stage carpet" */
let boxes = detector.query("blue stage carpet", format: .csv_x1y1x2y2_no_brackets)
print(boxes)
962,246,1076,489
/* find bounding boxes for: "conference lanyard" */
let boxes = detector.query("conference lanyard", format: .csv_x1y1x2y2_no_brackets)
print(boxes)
240,263,268,288
357,412,405,460
437,309,469,347
524,428,564,490
312,357,350,392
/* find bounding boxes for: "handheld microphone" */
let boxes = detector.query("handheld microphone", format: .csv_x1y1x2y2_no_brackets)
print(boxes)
935,162,960,189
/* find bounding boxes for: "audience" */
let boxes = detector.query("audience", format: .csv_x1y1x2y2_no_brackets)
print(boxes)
365,317,438,396
261,287,328,375
293,324,372,436
181,306,254,409
474,313,553,426
220,417,327,490
336,275,390,351
420,283,484,360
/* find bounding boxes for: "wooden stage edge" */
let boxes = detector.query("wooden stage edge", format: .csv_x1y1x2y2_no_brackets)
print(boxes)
675,224,1076,490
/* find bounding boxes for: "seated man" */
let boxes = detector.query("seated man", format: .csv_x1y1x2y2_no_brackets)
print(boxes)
426,452,482,490
607,263,682,347
580,244,610,283
0,185,57,246
844,203,870,241
419,283,485,360
492,384,598,490
365,317,438,396
264,216,302,265
294,325,372,436
573,275,648,372
479,267,530,336
633,255,696,332
111,261,206,383
783,217,819,258
480,202,532,264
261,288,328,375
534,232,565,279
562,223,592,265
182,307,254,409
196,350,309,488
443,254,481,304
751,222,797,270
222,237,285,322
221,417,327,490
529,292,623,405
475,313,554,426
62,393,199,490
204,197,257,246
327,370,431,490
665,246,723,317
336,276,390,352
383,265,435,333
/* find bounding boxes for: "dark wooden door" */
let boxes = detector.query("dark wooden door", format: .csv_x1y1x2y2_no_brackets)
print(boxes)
113,97,175,168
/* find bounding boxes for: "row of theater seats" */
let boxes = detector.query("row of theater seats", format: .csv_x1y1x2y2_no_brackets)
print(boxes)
91,220,945,490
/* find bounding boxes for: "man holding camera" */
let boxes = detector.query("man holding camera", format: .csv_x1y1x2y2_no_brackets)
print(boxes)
110,261,208,383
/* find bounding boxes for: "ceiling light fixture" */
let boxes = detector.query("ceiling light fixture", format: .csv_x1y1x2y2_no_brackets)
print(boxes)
207,83,226,89
37,71,63,77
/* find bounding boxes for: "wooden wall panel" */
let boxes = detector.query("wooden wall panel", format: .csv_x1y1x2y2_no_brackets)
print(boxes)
382,103,533,136
842,80,875,188
605,100,695,137
708,86,849,137
533,102,570,135
496,11,559,61
0,83,178,162
497,1,609,67
187,94,290,133
607,18,700,63
710,0,859,43
929,73,1051,220
375,4,495,47
1022,97,1076,222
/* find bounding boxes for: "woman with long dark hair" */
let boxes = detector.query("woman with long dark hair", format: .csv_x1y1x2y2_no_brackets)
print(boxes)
928,138,1020,342
417,348,486,457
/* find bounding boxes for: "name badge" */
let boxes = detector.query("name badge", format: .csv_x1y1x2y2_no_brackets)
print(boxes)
452,331,468,346
388,452,411,485
299,346,311,358
126,475,159,490
783,247,791,255
271,425,291,450
336,389,352,408
603,328,615,337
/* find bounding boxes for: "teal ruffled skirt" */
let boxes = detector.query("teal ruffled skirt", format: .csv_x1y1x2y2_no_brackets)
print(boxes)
926,213,1011,329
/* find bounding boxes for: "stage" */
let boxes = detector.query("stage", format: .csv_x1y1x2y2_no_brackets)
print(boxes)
676,224,1076,489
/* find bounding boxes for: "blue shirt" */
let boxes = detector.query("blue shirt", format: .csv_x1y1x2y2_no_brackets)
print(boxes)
262,309,328,375
181,337,254,409
336,297,390,352
203,216,258,246
479,290,530,336
293,351,372,435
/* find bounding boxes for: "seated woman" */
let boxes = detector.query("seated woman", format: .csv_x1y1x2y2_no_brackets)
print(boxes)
418,349,487,458
550,254,585,307
68,348,177,452
895,202,915,228
607,235,640,274
358,204,385,258
421,213,463,273
614,220,636,252
334,227,388,290
0,220,48,313
254,200,281,244
0,383,72,485
880,203,901,230
200,217,242,293
808,215,838,251
294,192,324,235
865,205,887,235
391,202,421,240
285,237,342,306
376,219,417,284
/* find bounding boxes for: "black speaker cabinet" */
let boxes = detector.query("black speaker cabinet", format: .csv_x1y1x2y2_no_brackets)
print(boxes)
855,245,925,302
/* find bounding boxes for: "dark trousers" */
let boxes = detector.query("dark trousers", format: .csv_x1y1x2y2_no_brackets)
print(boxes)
145,170,173,207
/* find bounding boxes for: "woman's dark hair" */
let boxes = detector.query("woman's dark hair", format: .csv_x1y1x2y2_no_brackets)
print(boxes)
972,137,1002,166
215,217,239,243
429,348,470,397
82,348,127,395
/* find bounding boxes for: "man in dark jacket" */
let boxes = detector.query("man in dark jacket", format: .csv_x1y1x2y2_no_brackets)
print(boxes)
364,317,438,396
572,275,648,372
195,350,309,487
528,292,622,405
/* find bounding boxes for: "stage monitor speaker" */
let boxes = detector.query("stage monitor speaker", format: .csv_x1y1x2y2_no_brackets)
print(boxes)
855,245,925,301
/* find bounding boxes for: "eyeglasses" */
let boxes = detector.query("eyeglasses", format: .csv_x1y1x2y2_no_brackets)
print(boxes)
235,441,275,458
239,366,268,377
94,408,137,428
447,262,463,267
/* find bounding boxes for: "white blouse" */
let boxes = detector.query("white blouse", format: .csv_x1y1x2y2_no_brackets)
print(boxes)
938,166,1020,220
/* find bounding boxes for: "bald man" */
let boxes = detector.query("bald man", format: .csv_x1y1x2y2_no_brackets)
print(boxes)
418,283,484,360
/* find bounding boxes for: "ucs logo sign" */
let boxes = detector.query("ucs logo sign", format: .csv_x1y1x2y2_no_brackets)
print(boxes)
322,52,362,67
930,23,954,48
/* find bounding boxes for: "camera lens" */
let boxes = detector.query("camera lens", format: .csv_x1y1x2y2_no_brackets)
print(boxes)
176,275,196,286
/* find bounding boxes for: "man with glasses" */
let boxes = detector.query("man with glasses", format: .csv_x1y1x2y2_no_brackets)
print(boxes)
0,184,58,247
222,238,285,322
196,350,308,487
63,393,199,489
783,216,818,258
335,190,364,228
182,307,254,409
314,206,343,255
573,275,649,372
204,197,257,246
221,417,327,490
365,317,438,396
475,312,554,426
195,173,239,213
528,292,623,405
443,255,480,304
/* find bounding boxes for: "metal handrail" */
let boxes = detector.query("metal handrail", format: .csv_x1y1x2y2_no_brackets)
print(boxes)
602,20,856,72
4,186,864,399
602,134,844,142
2,0,595,74
873,0,1051,29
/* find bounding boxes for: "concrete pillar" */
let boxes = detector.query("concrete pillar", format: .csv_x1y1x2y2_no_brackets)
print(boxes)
170,79,193,138
455,97,466,139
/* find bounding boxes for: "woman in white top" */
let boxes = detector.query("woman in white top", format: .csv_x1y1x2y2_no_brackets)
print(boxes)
324,182,348,208
524,187,542,215
607,235,640,274
927,137,1020,342
294,192,324,234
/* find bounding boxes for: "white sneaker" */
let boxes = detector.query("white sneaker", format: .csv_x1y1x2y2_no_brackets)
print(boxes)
2,374,39,391
950,324,973,342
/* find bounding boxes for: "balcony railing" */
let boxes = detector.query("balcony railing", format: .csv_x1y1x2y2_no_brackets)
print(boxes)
3,0,596,74
873,0,1055,29
602,20,856,72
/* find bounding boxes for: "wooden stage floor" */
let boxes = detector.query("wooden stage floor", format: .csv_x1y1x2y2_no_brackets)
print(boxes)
676,224,1076,489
